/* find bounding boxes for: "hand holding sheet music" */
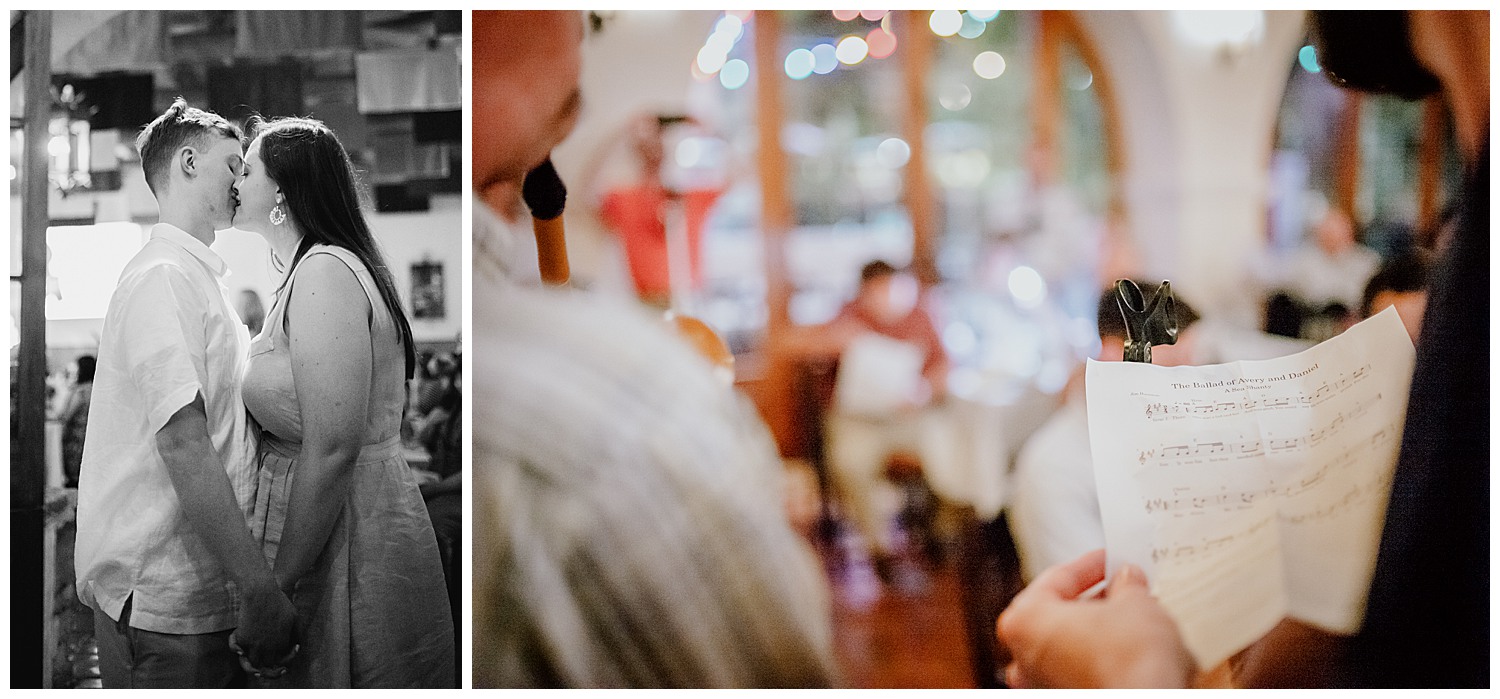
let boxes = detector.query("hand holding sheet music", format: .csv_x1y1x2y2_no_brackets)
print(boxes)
1086,307,1415,668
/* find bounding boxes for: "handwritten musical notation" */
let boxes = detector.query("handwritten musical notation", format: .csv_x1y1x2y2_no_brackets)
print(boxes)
1140,364,1373,421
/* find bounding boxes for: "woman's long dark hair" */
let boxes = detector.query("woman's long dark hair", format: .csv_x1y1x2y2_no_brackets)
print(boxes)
253,116,416,379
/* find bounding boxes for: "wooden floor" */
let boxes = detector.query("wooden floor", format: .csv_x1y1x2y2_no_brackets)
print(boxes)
819,529,977,689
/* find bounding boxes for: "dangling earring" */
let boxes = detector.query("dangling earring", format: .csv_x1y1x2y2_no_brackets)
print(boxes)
269,194,286,226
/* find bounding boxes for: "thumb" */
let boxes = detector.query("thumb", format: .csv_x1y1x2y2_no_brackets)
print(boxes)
1108,564,1151,597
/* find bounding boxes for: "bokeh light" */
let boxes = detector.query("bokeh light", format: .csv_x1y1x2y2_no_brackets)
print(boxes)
876,137,911,169
929,10,962,37
967,10,1001,23
1068,67,1094,91
719,59,749,90
938,83,972,111
867,28,897,59
784,48,816,80
836,36,869,65
1298,45,1321,73
973,51,1006,79
696,45,727,74
832,10,859,21
713,15,743,42
812,43,839,74
1008,265,1047,308
957,13,986,39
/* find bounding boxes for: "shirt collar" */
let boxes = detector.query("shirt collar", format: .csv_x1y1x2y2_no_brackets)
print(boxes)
150,223,229,278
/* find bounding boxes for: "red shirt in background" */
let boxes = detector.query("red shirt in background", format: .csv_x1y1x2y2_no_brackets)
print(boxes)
600,185,722,300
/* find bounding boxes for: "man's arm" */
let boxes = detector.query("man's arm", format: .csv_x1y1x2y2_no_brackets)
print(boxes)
156,394,296,668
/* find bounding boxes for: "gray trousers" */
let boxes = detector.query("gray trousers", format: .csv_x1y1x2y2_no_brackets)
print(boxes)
93,596,246,689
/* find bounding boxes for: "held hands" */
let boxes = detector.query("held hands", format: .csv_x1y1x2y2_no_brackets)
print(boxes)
230,585,300,679
996,549,1197,688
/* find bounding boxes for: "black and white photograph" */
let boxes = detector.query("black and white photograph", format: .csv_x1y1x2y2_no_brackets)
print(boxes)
10,10,462,688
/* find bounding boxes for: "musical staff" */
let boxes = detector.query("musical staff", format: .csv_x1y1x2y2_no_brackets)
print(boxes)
1141,364,1374,421
1135,395,1386,470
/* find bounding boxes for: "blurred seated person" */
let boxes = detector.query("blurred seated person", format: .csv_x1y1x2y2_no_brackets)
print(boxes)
409,351,456,423
1009,283,1200,582
1360,250,1431,343
791,260,948,580
585,113,724,308
1265,208,1381,340
61,354,98,488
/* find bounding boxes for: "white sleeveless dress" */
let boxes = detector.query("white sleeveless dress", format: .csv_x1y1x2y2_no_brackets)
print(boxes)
243,244,454,687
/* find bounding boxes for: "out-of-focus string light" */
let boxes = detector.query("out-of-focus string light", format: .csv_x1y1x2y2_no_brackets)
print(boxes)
833,10,859,21
714,15,743,41
860,10,887,21
867,27,897,59
967,10,1000,23
694,11,749,77
1298,45,1321,73
876,137,911,169
697,44,729,74
929,10,962,37
1008,265,1047,308
812,43,839,74
973,51,1006,79
836,35,869,65
785,48,816,80
727,9,752,22
690,57,711,82
1068,67,1094,90
957,13,986,38
938,83,972,111
880,12,893,34
720,59,750,89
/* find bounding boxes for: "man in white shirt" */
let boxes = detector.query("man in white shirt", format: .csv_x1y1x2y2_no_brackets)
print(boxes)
75,99,296,687
1009,284,1200,582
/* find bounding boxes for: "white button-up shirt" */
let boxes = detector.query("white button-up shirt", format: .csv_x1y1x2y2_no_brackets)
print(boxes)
75,223,257,635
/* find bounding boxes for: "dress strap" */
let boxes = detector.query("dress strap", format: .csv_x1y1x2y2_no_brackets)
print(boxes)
286,245,395,334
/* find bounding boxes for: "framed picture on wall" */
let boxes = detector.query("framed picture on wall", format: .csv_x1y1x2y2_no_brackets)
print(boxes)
411,260,445,320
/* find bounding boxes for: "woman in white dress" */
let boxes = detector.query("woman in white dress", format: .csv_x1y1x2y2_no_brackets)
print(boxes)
231,116,454,687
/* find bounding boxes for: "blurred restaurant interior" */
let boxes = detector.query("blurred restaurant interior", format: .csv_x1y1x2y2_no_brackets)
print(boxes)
10,10,463,687
487,9,1461,688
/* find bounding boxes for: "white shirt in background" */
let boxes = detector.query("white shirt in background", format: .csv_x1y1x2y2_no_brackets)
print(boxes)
1008,395,1102,583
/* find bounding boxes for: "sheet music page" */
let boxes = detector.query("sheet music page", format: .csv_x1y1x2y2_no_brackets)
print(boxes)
1087,307,1415,667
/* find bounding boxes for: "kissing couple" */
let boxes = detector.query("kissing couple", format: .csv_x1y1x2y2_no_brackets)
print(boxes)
73,99,455,688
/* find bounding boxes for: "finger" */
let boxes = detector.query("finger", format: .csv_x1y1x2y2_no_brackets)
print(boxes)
271,644,300,668
1028,548,1108,599
237,654,259,676
1107,563,1151,599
